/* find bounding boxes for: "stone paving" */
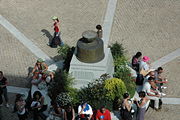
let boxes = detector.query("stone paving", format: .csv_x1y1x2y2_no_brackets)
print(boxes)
110,0,180,62
0,25,36,87
0,0,180,120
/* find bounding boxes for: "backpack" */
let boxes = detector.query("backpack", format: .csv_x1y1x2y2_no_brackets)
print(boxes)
136,74,144,85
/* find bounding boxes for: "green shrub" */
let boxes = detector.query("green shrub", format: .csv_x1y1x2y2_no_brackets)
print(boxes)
110,42,136,97
77,74,112,110
110,42,125,59
104,78,127,100
48,70,74,101
56,92,73,107
57,44,70,59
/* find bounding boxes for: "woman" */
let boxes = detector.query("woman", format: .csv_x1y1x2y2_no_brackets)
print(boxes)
51,16,62,47
64,104,75,120
15,94,28,120
135,91,149,120
50,102,65,120
139,56,151,72
121,93,132,120
31,91,47,120
31,58,48,75
131,52,142,72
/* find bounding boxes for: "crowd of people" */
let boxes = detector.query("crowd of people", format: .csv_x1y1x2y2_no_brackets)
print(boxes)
0,16,168,120
120,52,168,120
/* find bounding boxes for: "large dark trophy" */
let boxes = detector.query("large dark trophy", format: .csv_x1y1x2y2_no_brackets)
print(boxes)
76,30,105,63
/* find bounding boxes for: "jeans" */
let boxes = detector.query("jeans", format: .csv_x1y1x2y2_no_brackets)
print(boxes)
0,87,8,104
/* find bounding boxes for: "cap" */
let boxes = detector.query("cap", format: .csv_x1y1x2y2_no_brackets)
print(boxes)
52,16,58,20
37,58,44,63
142,56,150,62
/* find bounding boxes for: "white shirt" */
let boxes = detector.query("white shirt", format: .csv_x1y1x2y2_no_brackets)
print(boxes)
139,61,150,71
78,104,93,115
142,82,155,95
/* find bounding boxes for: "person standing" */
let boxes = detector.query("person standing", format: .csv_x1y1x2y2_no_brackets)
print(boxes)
96,25,103,39
121,93,132,120
135,91,149,120
51,16,62,47
96,105,111,120
0,71,9,107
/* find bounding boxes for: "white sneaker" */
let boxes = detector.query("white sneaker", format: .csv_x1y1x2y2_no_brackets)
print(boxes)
0,104,3,107
161,93,166,96
6,103,9,108
161,86,167,89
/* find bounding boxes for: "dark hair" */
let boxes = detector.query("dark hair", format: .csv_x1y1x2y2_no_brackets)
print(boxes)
33,91,42,100
157,67,163,71
0,71,3,75
56,18,59,22
135,52,142,58
148,77,154,81
138,91,146,98
96,25,102,30
123,93,129,99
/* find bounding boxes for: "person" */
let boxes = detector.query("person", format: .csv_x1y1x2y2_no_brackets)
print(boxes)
139,56,151,74
121,93,132,120
64,104,75,120
14,94,28,120
154,67,168,92
31,91,47,120
142,77,161,111
49,102,65,120
41,71,54,84
0,71,9,107
135,91,149,120
31,72,42,86
78,102,93,120
131,52,142,72
96,25,103,39
51,16,62,47
31,58,48,75
96,105,111,120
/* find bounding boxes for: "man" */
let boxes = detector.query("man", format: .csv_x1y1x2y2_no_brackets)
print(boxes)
0,71,9,107
142,77,161,110
96,106,111,120
154,67,168,92
78,102,93,120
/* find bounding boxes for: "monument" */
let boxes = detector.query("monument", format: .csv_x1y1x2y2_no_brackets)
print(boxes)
69,30,114,88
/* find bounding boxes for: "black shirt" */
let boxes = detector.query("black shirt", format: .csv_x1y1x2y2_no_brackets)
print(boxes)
0,77,7,88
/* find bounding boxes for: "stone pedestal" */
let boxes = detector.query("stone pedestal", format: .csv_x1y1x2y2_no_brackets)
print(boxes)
69,48,114,89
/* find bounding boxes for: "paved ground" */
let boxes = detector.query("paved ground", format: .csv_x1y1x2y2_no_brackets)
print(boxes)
0,0,180,120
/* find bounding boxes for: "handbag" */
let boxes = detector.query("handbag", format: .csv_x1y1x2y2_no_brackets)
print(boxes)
140,68,149,76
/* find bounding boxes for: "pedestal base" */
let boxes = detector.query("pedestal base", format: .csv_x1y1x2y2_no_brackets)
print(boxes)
69,48,114,89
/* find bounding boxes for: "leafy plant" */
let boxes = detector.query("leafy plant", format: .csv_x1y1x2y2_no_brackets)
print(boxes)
110,42,125,59
57,44,70,59
48,70,74,101
56,92,73,107
77,74,112,110
110,42,136,97
104,78,127,100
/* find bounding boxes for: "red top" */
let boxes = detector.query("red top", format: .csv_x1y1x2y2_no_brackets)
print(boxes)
96,109,111,120
54,22,59,32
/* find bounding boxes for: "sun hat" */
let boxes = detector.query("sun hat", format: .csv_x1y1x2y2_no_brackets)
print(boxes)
52,16,58,20
142,56,150,62
37,58,44,63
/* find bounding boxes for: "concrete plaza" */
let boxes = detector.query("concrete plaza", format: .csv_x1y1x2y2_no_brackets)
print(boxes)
0,0,180,119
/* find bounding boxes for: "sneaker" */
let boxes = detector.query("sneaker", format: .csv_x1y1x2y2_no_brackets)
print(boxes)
0,104,3,107
161,86,167,89
6,103,9,108
161,93,166,96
